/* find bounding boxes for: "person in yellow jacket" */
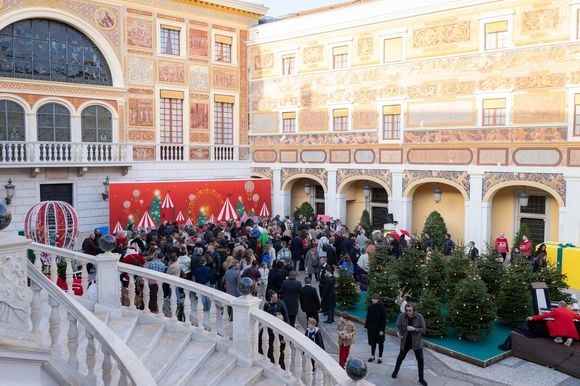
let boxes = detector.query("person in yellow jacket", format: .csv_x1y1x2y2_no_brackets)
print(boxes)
336,316,356,368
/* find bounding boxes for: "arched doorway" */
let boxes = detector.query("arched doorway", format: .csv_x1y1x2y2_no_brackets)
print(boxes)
485,185,561,246
409,182,466,243
288,177,325,218
339,179,389,231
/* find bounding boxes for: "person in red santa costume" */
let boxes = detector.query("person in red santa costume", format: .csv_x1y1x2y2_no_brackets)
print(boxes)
529,301,580,347
519,235,532,262
494,232,509,263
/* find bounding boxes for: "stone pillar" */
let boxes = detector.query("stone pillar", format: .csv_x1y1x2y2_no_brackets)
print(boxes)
96,251,121,308
326,169,337,219
336,194,347,223
272,168,282,217
481,202,492,253
466,173,484,248
231,294,261,366
400,197,413,232
390,172,404,226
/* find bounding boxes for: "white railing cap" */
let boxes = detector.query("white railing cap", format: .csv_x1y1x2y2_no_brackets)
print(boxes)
118,263,234,305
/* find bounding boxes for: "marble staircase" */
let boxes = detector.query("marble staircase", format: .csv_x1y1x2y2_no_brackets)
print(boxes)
94,309,287,386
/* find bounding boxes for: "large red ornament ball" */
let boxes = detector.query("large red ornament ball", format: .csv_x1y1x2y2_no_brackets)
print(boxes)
24,201,79,250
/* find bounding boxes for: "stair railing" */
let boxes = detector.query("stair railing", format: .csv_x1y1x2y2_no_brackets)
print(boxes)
117,263,233,339
27,262,157,386
250,310,372,386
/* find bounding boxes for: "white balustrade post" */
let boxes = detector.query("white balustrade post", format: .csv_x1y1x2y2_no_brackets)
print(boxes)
231,294,261,366
0,234,33,332
95,250,121,308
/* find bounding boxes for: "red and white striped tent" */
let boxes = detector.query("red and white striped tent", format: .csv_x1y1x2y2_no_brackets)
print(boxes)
241,211,249,223
161,192,174,208
259,202,270,218
137,211,156,230
175,211,185,223
113,221,123,234
217,197,237,222
185,217,193,227
389,228,410,241
209,213,215,224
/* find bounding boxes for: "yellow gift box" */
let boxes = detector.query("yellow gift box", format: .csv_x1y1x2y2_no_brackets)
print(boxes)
541,241,580,290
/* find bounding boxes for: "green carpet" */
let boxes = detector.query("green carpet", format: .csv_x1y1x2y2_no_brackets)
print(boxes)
338,291,511,362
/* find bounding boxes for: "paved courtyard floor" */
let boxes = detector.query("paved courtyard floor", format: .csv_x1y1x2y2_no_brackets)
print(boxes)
296,284,580,386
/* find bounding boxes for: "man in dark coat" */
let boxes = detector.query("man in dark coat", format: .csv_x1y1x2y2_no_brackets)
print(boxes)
300,276,321,324
365,293,387,363
322,270,337,323
266,261,285,296
290,234,304,272
263,291,290,367
280,270,302,326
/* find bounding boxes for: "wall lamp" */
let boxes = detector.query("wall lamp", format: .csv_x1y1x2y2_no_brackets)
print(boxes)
101,176,110,201
4,178,15,205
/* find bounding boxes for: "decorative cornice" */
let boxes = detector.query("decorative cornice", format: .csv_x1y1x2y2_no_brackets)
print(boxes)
482,172,565,204
336,169,391,192
403,170,470,199
281,168,328,190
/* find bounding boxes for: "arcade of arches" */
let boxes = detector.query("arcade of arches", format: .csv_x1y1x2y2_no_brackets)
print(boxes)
252,168,571,250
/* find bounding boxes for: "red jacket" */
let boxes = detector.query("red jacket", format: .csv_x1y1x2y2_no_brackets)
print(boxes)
519,240,532,257
532,307,580,340
495,237,509,253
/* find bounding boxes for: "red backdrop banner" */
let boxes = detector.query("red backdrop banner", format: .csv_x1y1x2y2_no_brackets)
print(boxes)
109,179,271,231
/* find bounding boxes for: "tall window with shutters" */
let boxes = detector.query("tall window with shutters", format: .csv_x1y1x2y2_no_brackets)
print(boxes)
282,55,295,76
160,25,180,55
332,46,348,69
482,98,506,126
215,35,232,63
282,112,296,133
160,90,184,143
574,94,580,136
484,20,508,50
382,105,401,140
332,108,349,131
383,37,402,63
214,95,234,145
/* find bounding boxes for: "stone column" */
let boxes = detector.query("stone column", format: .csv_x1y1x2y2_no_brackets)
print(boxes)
231,294,261,366
390,171,404,226
326,169,337,219
272,168,283,217
481,202,492,253
400,197,413,232
336,194,347,223
466,173,484,248
96,251,121,308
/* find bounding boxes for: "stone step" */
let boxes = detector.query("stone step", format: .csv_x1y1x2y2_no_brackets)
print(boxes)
182,350,235,386
144,329,192,380
214,366,263,386
107,315,138,342
157,341,216,386
94,311,109,324
125,322,165,360
253,377,287,386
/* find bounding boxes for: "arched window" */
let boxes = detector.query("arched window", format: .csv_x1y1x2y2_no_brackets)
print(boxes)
37,103,70,142
0,100,25,141
81,105,112,142
0,19,112,85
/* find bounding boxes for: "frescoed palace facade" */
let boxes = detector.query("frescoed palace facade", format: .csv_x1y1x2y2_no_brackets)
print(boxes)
1,0,580,248
248,0,580,247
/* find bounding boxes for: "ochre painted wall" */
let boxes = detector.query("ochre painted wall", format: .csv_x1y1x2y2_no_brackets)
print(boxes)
491,189,515,245
290,179,310,216
345,181,365,231
411,183,465,244
548,196,560,242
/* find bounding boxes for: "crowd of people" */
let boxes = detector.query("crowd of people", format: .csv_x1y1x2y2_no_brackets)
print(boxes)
77,215,570,385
